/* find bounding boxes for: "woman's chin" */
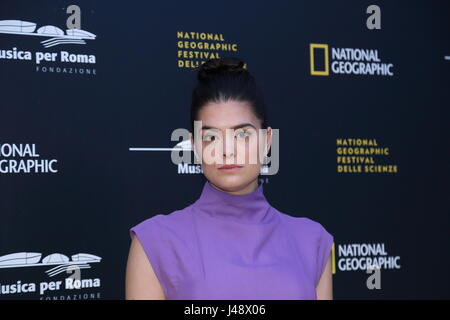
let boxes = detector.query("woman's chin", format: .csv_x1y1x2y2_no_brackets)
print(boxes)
207,175,245,190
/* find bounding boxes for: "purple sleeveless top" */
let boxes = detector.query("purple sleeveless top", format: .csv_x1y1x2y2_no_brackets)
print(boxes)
129,180,334,300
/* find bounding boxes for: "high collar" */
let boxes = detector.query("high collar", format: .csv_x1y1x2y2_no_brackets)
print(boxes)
193,180,274,224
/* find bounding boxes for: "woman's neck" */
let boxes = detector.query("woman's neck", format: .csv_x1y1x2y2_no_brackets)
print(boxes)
209,179,259,195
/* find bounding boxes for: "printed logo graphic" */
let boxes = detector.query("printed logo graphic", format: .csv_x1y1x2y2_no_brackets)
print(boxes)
0,252,101,278
0,251,102,299
336,243,401,272
309,43,394,77
129,125,278,176
130,138,271,175
310,43,329,76
0,20,96,48
0,6,97,76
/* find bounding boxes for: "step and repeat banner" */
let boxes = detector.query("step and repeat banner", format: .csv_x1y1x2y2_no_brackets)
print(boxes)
0,1,449,300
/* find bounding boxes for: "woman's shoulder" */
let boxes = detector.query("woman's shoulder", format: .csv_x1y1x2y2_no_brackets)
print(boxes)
276,210,334,284
276,209,333,239
129,204,195,239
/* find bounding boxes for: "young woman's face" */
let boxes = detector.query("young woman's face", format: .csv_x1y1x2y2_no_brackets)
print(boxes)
190,100,272,193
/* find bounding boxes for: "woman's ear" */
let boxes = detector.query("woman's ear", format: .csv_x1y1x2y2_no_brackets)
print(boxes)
265,126,273,156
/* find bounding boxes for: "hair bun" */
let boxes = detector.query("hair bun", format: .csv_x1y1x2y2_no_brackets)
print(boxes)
197,57,247,82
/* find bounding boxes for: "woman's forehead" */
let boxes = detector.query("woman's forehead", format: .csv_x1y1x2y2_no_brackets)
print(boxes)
197,101,260,129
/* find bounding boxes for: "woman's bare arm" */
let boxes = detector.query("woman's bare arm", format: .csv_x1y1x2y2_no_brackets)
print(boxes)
315,253,333,300
125,234,166,300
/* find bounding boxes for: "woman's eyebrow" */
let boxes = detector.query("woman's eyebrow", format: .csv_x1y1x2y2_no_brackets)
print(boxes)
201,123,257,130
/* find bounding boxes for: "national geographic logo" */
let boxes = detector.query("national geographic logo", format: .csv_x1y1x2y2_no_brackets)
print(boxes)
310,43,394,77
0,143,58,174
331,243,336,275
177,32,239,69
336,138,398,174
337,243,401,271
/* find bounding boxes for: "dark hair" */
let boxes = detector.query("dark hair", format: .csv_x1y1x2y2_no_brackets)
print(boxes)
190,57,268,132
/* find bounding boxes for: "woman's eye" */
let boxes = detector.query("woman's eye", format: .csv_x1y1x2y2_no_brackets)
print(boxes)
203,134,216,142
235,129,251,139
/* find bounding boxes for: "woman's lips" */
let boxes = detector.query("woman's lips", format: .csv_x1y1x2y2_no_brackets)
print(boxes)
218,165,243,172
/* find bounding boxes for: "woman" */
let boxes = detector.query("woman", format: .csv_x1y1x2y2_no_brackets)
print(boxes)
125,57,334,300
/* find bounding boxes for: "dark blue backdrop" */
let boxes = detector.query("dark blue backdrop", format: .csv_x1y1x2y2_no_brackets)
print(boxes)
0,0,449,299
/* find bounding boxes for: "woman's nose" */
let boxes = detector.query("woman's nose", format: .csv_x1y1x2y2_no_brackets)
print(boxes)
222,131,235,158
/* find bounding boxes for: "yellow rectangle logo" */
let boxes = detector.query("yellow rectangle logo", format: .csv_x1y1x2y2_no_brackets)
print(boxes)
310,43,329,76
